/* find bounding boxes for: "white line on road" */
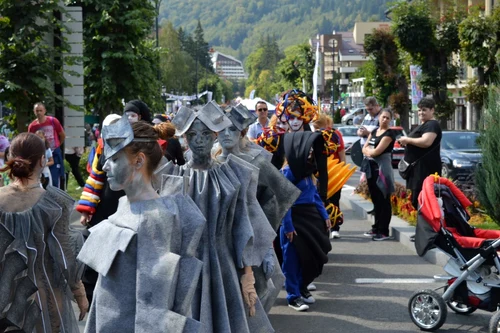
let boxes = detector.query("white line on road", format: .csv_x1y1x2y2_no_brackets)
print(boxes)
343,185,356,190
355,278,437,284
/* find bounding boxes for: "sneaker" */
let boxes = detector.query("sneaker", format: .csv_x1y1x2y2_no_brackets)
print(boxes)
331,231,340,239
363,229,376,237
288,298,309,311
372,234,391,241
307,283,316,291
300,289,316,304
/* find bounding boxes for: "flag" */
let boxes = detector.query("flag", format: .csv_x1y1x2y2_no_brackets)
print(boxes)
312,37,320,104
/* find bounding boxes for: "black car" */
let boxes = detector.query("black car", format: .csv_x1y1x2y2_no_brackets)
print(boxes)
440,131,481,182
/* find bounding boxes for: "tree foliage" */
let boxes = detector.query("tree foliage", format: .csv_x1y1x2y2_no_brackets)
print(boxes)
159,21,232,103
0,0,74,132
82,0,162,117
364,28,410,131
476,86,500,226
277,43,315,93
459,5,500,112
158,0,391,60
392,0,463,125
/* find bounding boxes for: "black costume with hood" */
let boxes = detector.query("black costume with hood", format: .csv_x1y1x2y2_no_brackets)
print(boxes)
281,131,331,287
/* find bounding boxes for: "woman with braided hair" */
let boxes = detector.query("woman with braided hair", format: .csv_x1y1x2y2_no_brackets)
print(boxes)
0,132,88,332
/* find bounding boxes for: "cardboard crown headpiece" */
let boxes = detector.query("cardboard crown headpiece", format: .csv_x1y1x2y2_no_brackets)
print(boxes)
226,104,257,132
172,101,232,136
101,114,156,159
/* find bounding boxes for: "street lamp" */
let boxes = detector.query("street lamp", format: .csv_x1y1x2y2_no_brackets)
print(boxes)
328,38,338,115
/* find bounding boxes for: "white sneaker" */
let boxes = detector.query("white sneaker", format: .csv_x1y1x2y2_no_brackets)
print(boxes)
331,231,340,239
302,294,316,304
307,283,316,291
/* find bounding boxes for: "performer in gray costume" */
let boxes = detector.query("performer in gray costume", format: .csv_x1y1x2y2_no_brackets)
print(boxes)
159,101,277,333
77,117,206,333
215,104,301,312
0,132,87,332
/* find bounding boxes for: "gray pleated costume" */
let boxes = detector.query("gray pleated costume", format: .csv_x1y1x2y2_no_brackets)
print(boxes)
0,186,82,333
217,144,301,313
77,191,206,333
158,154,277,333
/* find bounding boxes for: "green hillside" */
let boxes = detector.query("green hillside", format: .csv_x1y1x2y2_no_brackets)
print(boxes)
159,0,392,61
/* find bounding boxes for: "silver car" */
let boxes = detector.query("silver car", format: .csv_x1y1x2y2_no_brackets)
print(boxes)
341,108,366,125
336,125,360,154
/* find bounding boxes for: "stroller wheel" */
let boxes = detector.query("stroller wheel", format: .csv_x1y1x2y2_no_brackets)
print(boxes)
443,286,477,315
408,289,447,331
489,311,500,333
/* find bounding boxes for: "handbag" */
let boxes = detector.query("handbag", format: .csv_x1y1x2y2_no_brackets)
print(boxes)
398,143,439,180
398,159,414,180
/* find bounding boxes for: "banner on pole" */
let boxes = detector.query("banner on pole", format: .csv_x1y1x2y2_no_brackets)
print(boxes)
410,65,423,110
312,38,320,104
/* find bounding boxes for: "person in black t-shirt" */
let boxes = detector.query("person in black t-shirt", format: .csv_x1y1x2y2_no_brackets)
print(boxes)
361,109,396,241
399,97,442,210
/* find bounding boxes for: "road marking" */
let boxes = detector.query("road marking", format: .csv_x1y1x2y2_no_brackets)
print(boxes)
355,278,437,284
343,185,356,190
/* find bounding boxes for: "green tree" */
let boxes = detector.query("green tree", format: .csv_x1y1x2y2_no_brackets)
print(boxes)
159,22,193,94
476,86,500,226
364,28,410,131
83,0,162,118
193,20,212,72
0,0,74,132
458,5,500,127
392,0,463,128
244,35,283,99
276,43,315,93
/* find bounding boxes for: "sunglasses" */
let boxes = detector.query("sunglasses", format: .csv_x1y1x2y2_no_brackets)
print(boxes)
257,108,268,112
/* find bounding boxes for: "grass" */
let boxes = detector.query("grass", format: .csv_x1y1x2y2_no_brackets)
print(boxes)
65,174,82,201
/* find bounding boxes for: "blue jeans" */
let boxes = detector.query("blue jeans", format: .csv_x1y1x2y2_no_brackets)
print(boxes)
50,147,65,189
280,226,302,303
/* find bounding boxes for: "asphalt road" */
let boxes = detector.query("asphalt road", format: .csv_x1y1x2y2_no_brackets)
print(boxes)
72,200,493,332
267,201,492,333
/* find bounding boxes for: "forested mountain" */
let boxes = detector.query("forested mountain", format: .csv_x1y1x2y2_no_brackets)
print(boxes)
158,0,392,61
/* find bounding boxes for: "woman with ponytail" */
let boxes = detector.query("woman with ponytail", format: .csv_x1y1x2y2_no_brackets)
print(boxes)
0,132,88,332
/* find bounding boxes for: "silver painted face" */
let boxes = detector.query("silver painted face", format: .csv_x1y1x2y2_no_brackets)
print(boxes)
288,116,304,132
102,150,135,191
219,125,241,151
125,111,139,123
185,119,216,160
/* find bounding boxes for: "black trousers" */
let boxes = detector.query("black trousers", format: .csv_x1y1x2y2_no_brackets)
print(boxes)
366,162,392,235
329,190,342,232
65,153,85,187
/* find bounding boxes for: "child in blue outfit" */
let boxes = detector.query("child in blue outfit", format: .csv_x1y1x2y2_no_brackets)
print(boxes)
280,131,332,311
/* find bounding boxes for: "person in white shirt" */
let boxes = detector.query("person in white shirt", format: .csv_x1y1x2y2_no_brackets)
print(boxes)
247,101,270,141
357,97,381,145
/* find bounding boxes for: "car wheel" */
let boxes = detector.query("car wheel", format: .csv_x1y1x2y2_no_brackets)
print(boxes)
347,119,353,125
441,163,450,179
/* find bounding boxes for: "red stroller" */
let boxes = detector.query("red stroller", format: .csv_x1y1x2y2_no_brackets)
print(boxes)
408,175,500,332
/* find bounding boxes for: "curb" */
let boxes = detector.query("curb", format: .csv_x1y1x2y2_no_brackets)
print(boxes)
340,187,450,267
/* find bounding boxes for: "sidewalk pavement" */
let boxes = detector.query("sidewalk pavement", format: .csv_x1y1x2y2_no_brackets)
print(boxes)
340,186,449,267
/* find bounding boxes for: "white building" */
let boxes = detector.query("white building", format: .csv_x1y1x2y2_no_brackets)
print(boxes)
211,51,247,80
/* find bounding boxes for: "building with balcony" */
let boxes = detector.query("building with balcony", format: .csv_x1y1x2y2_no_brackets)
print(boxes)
211,51,248,81
310,22,390,105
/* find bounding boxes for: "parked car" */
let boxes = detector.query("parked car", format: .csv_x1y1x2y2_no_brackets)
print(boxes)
341,108,366,125
440,131,481,182
390,126,407,167
336,125,359,154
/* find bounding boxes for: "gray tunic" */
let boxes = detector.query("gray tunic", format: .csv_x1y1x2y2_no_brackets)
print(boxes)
217,146,301,313
159,155,277,333
77,192,206,333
